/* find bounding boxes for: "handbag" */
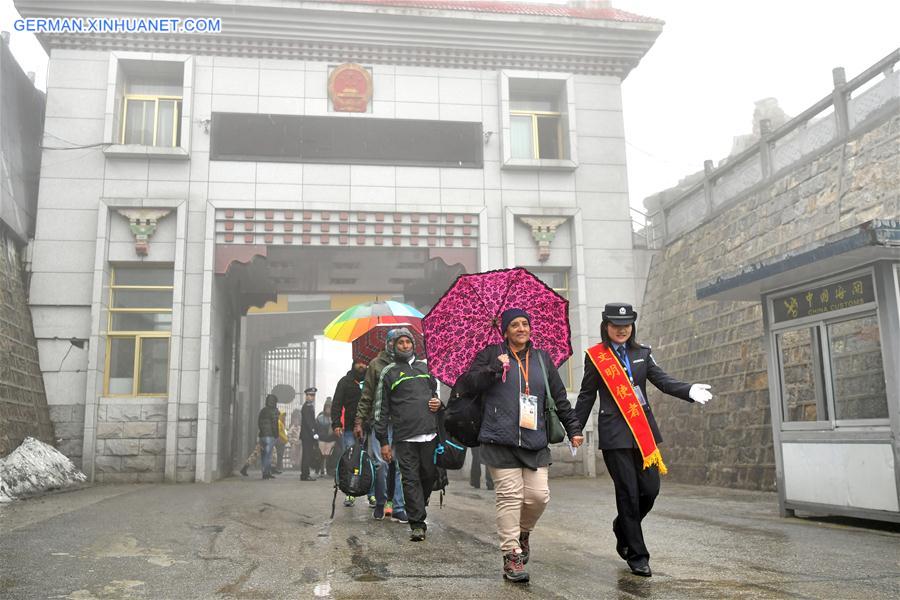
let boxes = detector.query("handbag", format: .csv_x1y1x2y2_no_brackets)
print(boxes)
538,353,567,445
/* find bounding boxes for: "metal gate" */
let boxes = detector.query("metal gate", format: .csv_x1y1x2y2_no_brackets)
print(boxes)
261,341,316,420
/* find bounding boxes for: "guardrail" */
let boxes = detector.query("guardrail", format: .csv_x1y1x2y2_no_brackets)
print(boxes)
644,49,900,248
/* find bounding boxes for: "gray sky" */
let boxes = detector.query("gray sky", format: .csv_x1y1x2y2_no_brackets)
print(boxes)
2,0,898,213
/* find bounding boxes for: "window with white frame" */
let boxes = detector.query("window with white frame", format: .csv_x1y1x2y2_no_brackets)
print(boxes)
509,78,569,160
118,60,183,147
106,266,173,396
772,273,888,425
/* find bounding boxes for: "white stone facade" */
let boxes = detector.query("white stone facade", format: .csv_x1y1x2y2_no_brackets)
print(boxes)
20,0,660,482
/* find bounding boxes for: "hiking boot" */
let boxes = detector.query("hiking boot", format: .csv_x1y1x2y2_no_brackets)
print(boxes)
384,501,393,518
239,465,248,477
518,531,530,564
343,496,355,507
373,505,385,520
392,509,409,524
503,550,529,583
410,528,426,542
367,495,377,507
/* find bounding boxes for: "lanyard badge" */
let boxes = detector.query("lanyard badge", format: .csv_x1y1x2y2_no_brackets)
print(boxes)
513,350,538,429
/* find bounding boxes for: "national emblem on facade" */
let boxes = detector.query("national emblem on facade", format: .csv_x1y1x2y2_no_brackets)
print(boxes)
327,63,373,112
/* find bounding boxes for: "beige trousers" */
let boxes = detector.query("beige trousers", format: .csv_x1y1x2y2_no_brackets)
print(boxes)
488,466,550,552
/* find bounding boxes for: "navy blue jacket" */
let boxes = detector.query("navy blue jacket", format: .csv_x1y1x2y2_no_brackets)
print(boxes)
457,343,582,451
575,343,693,450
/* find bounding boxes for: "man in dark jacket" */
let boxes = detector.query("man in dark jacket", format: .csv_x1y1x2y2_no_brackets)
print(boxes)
257,393,279,480
575,302,712,577
332,360,367,447
374,328,440,541
299,387,319,481
332,360,367,506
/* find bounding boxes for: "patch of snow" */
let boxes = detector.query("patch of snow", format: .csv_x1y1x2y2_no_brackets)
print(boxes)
0,437,86,501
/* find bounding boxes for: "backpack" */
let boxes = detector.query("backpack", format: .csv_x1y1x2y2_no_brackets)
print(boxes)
331,442,375,518
434,437,467,470
444,387,483,447
434,414,467,470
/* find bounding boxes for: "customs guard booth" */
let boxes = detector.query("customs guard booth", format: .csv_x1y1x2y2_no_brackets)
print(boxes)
698,220,900,522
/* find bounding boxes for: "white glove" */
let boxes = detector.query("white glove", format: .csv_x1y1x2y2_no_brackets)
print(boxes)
313,433,319,441
689,384,712,405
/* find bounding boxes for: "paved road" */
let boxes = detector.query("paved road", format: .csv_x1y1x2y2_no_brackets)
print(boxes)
1,472,898,599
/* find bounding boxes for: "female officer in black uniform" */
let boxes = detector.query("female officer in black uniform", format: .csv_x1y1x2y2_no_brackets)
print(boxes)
575,303,712,577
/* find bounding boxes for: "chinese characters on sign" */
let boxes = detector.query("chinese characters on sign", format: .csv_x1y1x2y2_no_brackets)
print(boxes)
773,275,876,323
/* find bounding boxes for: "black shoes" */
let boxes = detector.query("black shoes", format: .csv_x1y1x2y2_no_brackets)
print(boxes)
409,528,426,542
613,518,631,561
629,561,652,577
239,465,248,477
300,474,316,481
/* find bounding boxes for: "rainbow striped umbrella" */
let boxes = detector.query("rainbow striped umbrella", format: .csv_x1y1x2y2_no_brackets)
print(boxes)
323,300,424,342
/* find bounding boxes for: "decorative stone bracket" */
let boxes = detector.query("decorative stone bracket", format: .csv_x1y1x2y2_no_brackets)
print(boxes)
116,209,172,256
520,216,567,262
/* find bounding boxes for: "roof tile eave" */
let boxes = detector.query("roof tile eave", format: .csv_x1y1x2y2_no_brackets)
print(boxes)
317,0,663,25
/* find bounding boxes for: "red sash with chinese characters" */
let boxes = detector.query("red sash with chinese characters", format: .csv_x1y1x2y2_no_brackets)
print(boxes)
586,343,667,474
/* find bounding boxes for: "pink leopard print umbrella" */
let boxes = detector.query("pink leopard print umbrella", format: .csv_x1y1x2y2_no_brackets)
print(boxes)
423,267,571,386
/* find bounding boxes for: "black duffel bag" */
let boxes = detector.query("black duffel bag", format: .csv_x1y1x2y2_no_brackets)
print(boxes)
443,387,483,447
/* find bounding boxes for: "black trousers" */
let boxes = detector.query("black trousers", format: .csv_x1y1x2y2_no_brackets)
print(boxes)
301,437,316,477
602,448,660,565
394,439,438,530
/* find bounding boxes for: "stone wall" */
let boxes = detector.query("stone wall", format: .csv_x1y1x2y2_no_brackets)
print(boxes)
638,109,900,491
0,226,54,456
93,400,167,483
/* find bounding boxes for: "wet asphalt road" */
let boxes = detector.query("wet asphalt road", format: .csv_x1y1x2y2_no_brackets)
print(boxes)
1,472,899,599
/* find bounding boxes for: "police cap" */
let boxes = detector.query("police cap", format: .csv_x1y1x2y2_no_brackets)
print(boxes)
602,302,637,325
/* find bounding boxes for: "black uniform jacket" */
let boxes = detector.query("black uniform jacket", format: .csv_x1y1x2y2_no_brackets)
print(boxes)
575,343,692,450
300,401,317,442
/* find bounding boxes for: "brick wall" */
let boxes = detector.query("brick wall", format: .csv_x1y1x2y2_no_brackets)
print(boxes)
0,226,54,456
638,112,899,490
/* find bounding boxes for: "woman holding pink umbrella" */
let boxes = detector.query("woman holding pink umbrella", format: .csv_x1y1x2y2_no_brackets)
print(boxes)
456,308,583,584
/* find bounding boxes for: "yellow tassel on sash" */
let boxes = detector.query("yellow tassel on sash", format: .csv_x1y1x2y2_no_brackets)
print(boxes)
642,448,668,475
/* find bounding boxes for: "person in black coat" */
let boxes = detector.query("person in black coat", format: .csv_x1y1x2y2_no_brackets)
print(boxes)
456,308,583,584
299,387,319,481
257,393,279,479
374,329,440,542
331,361,367,449
575,303,712,577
